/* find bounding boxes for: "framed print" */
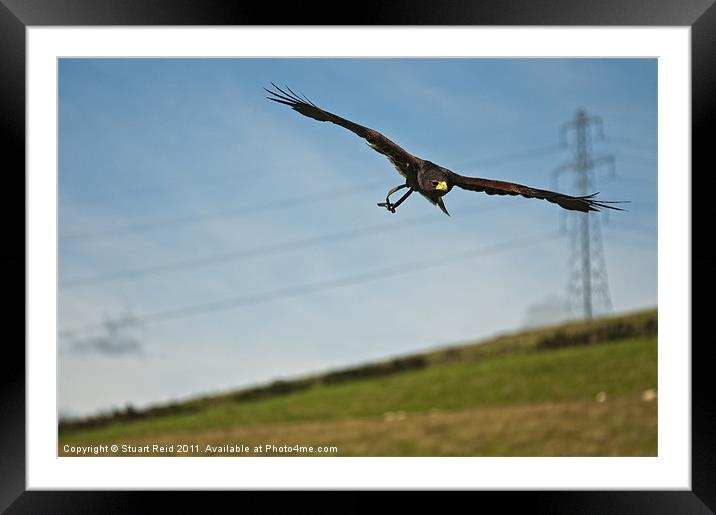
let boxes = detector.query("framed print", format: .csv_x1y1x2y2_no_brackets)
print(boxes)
3,0,713,512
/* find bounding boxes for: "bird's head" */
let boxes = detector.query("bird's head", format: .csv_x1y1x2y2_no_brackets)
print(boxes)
422,168,451,197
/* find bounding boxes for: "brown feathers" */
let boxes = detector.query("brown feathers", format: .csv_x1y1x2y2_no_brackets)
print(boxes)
267,84,627,215
266,84,419,178
449,175,626,212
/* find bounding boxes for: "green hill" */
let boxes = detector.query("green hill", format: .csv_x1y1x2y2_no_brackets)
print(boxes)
59,309,657,457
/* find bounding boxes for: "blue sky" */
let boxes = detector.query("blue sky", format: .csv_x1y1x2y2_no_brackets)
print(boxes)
58,58,657,417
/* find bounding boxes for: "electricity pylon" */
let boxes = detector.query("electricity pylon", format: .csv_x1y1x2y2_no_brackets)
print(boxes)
553,109,615,320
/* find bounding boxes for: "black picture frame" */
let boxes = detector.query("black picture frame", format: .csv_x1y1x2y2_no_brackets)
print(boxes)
2,1,712,512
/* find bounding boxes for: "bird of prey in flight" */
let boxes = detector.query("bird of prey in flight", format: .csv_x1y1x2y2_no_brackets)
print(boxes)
266,84,626,216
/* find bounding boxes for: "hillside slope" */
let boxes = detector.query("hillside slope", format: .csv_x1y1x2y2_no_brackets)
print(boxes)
60,309,657,456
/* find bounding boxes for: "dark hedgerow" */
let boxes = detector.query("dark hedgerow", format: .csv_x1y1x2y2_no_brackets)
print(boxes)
538,316,657,350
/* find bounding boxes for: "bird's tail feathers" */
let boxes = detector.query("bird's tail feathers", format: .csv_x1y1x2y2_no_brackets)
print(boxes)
437,197,450,216
575,192,630,212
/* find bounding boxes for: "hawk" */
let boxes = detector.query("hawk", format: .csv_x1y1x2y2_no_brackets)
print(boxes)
266,84,625,216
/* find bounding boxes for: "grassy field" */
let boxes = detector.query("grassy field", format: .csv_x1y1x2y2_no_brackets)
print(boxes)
59,311,657,457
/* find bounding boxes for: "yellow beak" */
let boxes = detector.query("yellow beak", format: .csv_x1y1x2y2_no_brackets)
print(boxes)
435,181,448,192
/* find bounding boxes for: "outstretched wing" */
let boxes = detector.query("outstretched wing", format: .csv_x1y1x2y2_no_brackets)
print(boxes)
450,173,627,213
265,84,420,179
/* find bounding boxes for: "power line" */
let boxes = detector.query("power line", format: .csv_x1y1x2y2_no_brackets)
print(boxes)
613,174,657,186
604,220,657,237
458,144,563,170
603,233,656,248
612,152,657,166
604,135,657,153
60,204,507,288
67,145,567,205
59,180,386,243
58,231,560,339
60,145,569,244
62,167,244,203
